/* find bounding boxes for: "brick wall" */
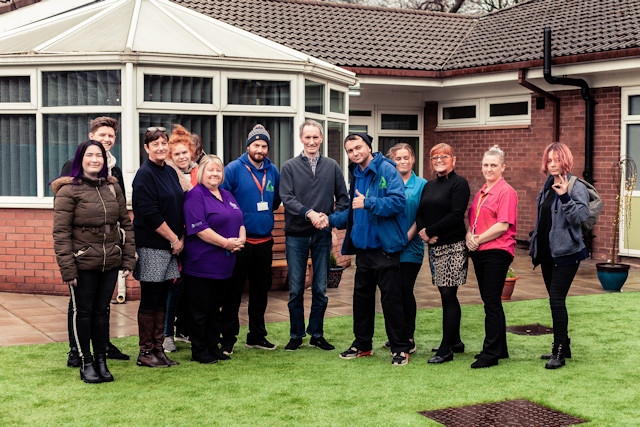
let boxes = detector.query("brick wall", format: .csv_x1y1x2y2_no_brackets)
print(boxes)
423,86,621,262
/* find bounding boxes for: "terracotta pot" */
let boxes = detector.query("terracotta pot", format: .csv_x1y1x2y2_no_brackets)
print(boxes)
502,277,518,300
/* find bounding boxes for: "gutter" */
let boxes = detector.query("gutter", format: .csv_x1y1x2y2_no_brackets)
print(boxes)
543,26,595,184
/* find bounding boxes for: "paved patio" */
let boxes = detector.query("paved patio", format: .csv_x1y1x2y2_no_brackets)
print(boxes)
1,245,639,347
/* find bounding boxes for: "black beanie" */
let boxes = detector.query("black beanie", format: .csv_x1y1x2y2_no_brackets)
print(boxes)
346,132,373,148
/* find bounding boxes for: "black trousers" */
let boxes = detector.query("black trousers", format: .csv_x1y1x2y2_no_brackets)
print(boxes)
399,262,422,339
220,239,273,345
352,249,411,354
186,274,227,363
69,269,119,359
541,261,580,344
471,249,513,360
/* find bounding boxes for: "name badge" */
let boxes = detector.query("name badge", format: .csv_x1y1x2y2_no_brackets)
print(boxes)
257,201,269,211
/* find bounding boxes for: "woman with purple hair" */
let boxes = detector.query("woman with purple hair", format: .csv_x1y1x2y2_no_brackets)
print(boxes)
52,140,136,383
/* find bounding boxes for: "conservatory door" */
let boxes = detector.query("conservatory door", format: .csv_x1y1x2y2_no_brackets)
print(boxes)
621,89,640,257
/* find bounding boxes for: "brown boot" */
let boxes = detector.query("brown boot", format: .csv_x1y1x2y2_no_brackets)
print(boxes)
137,309,169,368
154,309,178,366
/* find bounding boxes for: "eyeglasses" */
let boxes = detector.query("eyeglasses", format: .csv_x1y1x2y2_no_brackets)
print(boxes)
146,126,166,133
430,155,451,162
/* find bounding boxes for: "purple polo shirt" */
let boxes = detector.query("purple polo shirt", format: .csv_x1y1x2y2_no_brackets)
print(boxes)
183,183,244,279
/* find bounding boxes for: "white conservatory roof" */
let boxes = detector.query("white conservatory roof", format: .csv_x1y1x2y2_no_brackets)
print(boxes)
0,0,355,82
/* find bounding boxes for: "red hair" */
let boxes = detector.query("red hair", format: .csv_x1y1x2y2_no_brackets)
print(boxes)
428,143,455,173
168,124,195,160
540,142,573,175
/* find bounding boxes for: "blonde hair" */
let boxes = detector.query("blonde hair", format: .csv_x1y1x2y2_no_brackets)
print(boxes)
196,154,225,185
484,145,505,164
386,143,415,160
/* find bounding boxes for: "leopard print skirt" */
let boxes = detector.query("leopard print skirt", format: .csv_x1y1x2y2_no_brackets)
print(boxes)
428,240,468,287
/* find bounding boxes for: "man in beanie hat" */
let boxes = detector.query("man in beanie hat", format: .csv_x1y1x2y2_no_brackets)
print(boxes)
219,124,281,354
280,119,349,351
329,133,412,366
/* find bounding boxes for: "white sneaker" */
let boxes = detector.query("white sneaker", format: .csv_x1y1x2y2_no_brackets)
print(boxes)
163,336,177,353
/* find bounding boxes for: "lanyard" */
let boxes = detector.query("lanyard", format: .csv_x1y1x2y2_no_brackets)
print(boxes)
471,191,489,234
245,165,266,202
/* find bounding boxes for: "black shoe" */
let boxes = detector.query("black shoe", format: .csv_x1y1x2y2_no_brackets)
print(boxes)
94,353,114,382
80,356,102,383
471,357,499,369
542,338,571,360
428,351,454,364
474,352,509,360
285,338,303,351
221,344,234,356
67,347,81,368
214,349,231,361
545,343,566,369
107,342,130,360
310,336,335,351
431,341,465,353
246,337,277,350
191,357,217,365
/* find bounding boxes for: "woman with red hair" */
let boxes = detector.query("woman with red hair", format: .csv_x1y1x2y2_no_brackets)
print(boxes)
529,142,590,369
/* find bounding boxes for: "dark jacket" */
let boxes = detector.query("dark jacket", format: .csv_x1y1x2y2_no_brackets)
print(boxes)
52,176,136,282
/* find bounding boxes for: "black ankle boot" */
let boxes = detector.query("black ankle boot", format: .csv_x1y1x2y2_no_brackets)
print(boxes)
67,347,81,368
80,355,102,383
94,353,114,382
541,337,571,360
544,343,565,369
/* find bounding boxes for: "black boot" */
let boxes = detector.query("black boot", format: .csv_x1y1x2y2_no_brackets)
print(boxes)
107,342,130,360
541,337,571,360
67,347,81,368
79,355,102,383
94,353,114,382
544,343,566,369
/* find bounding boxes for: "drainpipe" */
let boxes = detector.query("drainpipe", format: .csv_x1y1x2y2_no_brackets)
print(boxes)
518,69,560,142
543,27,596,184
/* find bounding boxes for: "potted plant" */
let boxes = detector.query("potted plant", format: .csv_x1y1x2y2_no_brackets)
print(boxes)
328,253,345,288
596,156,637,291
502,267,518,300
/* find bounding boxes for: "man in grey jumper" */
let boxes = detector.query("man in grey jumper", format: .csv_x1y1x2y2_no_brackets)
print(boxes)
279,119,349,351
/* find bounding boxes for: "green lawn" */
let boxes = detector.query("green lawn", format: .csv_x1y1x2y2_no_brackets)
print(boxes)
1,292,639,426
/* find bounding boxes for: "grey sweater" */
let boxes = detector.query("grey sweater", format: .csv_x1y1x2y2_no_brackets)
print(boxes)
279,154,349,236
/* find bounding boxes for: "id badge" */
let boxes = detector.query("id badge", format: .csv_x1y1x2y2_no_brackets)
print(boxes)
257,201,269,211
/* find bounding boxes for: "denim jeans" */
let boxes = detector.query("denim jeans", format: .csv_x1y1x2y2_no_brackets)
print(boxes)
164,280,184,337
286,231,331,339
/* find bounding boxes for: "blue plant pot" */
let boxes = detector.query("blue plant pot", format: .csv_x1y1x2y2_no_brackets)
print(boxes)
596,263,630,292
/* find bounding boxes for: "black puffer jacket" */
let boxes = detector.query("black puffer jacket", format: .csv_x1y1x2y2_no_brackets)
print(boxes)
52,176,136,281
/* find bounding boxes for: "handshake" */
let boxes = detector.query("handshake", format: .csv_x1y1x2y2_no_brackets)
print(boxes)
308,210,329,230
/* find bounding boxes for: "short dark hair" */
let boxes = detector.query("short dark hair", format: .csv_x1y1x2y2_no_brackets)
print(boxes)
89,116,118,134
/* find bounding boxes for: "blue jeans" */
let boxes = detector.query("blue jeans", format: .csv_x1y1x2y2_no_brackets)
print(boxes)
164,280,184,337
286,231,331,339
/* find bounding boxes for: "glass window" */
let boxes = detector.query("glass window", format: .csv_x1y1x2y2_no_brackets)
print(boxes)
139,114,216,165
627,124,640,191
327,121,345,166
330,89,345,114
228,79,290,106
381,114,418,131
629,96,640,116
144,74,212,104
349,110,372,117
223,117,293,169
305,80,324,114
490,101,528,117
442,105,476,120
43,114,122,196
0,76,30,103
42,70,121,106
379,137,420,174
0,115,36,196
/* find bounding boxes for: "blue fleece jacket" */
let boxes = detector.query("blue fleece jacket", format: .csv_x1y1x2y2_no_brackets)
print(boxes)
330,152,407,254
221,152,280,239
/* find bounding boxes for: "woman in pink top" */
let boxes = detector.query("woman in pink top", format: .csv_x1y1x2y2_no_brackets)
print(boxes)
466,145,518,369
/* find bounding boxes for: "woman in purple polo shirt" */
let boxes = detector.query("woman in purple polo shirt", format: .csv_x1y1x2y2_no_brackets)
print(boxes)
183,155,246,364
466,145,518,369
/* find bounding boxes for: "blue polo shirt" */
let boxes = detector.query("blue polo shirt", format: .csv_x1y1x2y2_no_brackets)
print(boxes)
401,172,427,264
183,183,244,279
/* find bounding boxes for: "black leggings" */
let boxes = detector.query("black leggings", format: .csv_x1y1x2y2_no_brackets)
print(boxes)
139,280,171,311
436,286,461,355
541,262,580,344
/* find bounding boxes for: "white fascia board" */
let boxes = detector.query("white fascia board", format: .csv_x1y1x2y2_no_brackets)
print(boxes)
357,75,442,88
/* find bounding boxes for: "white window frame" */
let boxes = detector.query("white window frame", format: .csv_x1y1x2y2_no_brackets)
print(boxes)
328,83,348,120
138,67,220,112
619,87,640,257
438,96,530,128
222,71,296,114
376,108,423,175
0,68,37,110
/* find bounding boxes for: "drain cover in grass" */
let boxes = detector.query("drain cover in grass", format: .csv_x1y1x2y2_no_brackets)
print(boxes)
506,323,552,336
420,399,587,426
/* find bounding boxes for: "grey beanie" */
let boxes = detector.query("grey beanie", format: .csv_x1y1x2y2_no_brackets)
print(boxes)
247,124,271,147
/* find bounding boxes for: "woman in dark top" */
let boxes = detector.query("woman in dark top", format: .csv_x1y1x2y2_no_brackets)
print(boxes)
416,143,470,364
529,142,589,369
132,126,185,368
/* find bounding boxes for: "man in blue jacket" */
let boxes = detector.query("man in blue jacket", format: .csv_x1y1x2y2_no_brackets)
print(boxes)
329,133,412,366
220,124,280,354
